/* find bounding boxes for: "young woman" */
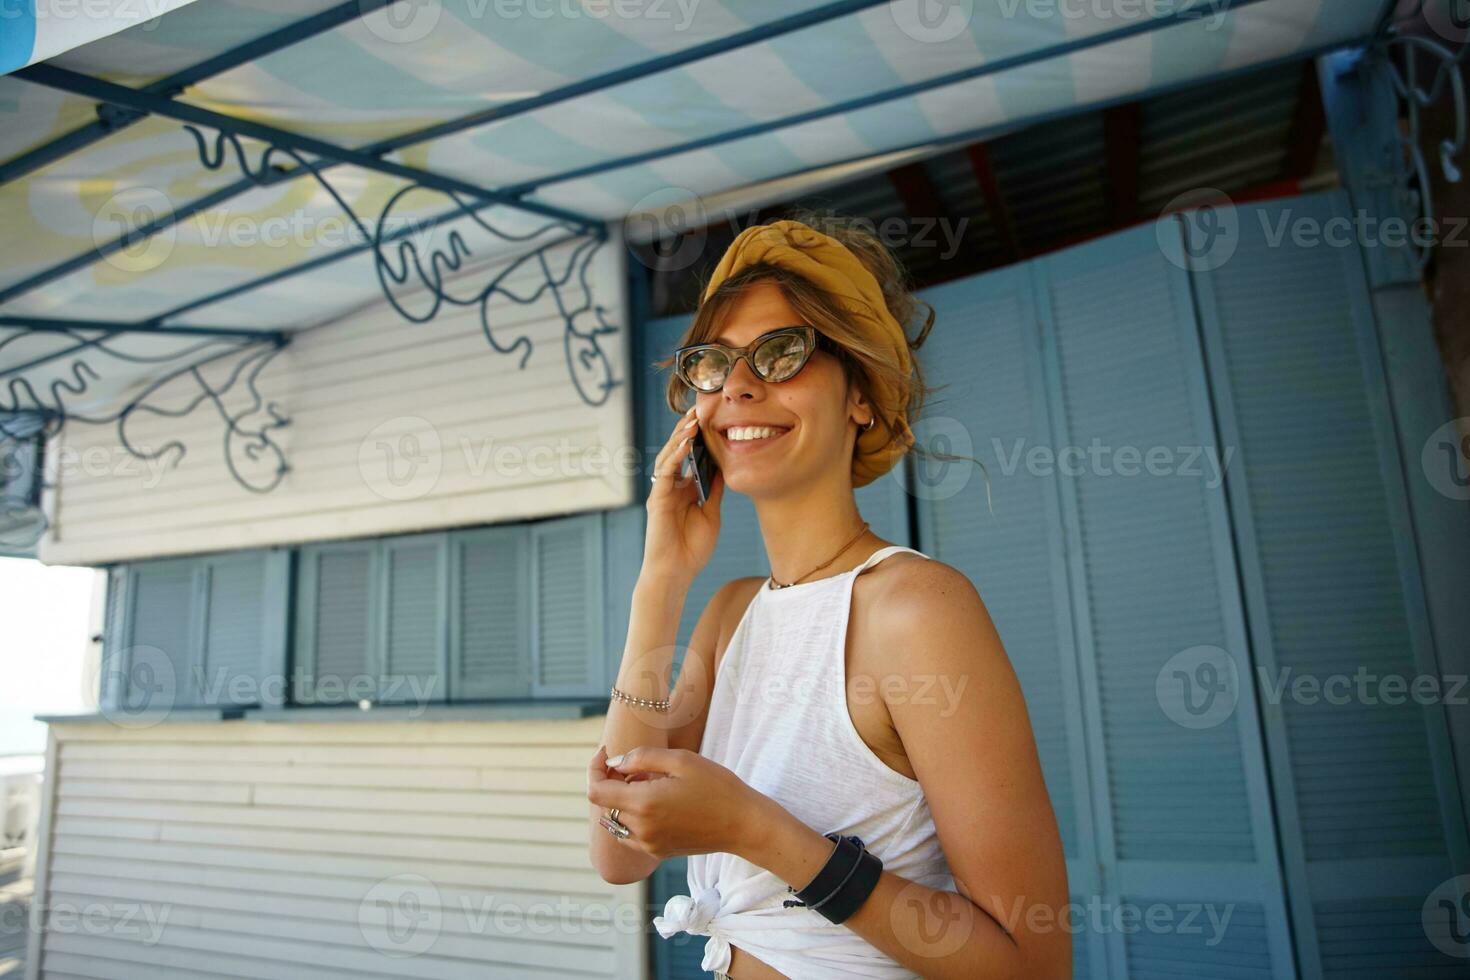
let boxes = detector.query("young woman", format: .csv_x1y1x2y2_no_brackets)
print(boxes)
587,213,1070,979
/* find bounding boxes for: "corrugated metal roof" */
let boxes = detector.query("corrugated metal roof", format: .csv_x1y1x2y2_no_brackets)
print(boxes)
640,55,1333,315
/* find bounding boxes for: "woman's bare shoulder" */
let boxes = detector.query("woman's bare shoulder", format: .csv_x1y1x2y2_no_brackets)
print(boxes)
861,553,994,644
866,551,979,602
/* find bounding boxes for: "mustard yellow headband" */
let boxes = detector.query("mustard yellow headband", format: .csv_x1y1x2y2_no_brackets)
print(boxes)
700,219,915,488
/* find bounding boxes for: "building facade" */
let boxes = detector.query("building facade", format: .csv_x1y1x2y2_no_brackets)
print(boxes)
2,3,1466,978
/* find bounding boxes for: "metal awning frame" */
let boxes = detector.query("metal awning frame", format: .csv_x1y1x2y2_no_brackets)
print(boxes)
0,0,895,314
3,0,1289,327
0,0,1419,531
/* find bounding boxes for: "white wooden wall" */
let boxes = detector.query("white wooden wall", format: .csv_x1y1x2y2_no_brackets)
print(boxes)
25,716,646,980
38,232,633,565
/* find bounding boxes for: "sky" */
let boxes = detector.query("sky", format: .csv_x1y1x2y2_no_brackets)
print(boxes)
0,557,97,756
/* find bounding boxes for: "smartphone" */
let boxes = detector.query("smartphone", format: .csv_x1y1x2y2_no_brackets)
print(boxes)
690,428,718,506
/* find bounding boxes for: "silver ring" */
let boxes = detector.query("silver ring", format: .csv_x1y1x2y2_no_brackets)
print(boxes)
609,808,620,822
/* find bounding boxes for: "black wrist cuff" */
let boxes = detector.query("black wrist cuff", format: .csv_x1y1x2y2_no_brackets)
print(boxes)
791,832,884,925
793,833,857,904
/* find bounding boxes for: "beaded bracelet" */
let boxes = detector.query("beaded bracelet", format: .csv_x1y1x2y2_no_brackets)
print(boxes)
609,685,671,712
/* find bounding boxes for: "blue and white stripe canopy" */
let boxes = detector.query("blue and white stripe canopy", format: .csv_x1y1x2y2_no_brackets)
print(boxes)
0,0,1387,334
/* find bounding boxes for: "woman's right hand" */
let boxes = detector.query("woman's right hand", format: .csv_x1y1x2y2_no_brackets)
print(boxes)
643,405,725,585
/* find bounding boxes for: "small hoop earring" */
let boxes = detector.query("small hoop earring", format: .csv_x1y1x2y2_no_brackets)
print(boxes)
862,417,876,432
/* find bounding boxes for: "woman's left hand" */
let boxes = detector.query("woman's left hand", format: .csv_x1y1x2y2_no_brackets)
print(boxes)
586,745,769,860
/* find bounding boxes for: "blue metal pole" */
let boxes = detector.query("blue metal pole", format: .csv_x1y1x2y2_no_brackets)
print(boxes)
0,316,286,344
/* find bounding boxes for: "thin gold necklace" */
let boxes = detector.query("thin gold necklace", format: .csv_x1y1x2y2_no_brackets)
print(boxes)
768,521,871,589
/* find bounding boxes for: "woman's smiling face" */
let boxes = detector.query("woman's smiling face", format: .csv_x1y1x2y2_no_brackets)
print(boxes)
696,280,862,496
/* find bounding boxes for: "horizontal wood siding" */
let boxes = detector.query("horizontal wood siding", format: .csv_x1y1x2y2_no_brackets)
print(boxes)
30,719,645,980
39,233,632,565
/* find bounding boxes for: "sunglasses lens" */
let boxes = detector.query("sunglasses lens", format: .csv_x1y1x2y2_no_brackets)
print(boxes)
680,348,731,391
677,330,817,391
753,331,813,382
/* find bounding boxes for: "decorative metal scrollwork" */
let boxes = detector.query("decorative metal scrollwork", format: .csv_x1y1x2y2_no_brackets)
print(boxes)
0,119,624,540
184,125,622,407
0,329,291,530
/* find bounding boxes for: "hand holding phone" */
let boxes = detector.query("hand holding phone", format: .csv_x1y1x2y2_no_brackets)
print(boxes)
642,409,725,585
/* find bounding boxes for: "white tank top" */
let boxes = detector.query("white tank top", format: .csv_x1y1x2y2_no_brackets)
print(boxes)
652,544,956,978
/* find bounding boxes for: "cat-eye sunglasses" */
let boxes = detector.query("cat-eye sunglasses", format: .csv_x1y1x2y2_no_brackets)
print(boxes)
673,326,830,393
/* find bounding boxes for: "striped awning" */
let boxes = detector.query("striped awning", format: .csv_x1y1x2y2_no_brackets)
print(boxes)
0,0,1387,337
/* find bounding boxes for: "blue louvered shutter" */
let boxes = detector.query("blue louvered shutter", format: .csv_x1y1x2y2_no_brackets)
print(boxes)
196,551,287,708
121,558,199,716
98,565,131,711
296,541,377,705
451,526,531,699
1036,222,1295,978
1188,191,1470,978
379,533,448,706
913,264,1102,979
530,512,605,697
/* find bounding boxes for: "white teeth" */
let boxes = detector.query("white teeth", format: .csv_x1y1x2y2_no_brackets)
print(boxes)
725,426,786,442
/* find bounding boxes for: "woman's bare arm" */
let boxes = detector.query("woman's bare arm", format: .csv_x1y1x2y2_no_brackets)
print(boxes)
588,576,753,884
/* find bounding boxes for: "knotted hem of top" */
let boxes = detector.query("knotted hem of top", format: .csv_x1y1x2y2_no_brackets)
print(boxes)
652,885,732,973
655,883,943,979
